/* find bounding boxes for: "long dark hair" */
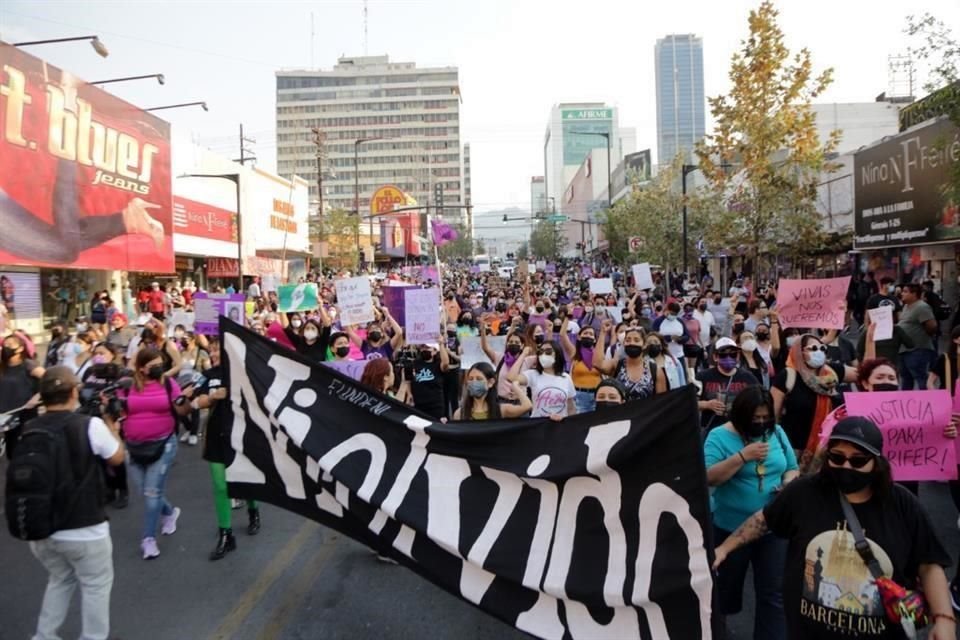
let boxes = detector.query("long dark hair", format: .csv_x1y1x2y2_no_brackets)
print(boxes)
133,347,163,392
728,386,774,438
459,362,502,421
535,343,566,376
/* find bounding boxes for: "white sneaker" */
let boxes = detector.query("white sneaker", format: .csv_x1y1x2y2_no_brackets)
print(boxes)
160,507,181,536
179,432,190,443
141,537,160,559
188,435,198,446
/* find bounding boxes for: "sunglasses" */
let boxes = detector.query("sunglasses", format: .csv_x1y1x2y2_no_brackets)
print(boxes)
756,333,770,340
804,345,828,353
716,349,740,357
826,451,873,469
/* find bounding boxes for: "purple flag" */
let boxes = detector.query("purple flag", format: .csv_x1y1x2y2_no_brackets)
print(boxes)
431,219,459,246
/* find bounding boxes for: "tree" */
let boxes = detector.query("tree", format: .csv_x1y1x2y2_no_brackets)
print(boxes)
602,154,722,271
696,0,839,272
437,223,475,261
906,12,960,208
316,208,360,270
529,220,566,259
516,242,529,260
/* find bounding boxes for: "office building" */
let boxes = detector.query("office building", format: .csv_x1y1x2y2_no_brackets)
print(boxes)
655,34,706,165
530,176,546,215
275,55,465,231
543,103,635,206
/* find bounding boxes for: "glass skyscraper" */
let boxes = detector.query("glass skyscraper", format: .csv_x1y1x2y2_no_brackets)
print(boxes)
655,34,706,165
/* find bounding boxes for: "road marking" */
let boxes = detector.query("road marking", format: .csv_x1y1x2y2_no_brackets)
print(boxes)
208,520,317,640
255,533,342,640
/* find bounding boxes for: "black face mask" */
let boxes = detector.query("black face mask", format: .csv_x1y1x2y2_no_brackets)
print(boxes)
1,346,18,362
713,297,722,304
825,465,874,495
733,323,745,334
534,334,545,345
535,306,544,313
446,330,457,338
506,344,522,356
420,350,434,361
146,365,164,380
624,344,644,358
646,344,662,358
368,331,383,342
596,401,621,410
579,338,595,349
745,420,774,438
698,304,707,312
871,383,899,392
335,346,351,358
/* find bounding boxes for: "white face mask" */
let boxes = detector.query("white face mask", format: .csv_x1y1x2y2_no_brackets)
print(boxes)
303,328,319,341
539,354,555,369
617,332,626,343
741,339,758,352
291,319,302,329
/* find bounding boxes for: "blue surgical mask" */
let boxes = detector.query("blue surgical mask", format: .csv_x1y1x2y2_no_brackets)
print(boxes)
467,380,488,398
807,350,827,369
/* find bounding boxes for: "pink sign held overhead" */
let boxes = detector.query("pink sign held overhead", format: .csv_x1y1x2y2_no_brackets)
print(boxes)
843,390,957,481
776,276,850,330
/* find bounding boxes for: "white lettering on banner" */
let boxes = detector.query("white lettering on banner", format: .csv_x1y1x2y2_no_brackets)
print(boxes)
317,434,386,502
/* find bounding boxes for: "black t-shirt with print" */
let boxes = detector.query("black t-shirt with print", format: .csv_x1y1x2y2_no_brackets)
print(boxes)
772,363,844,450
764,475,950,640
696,367,760,431
411,358,445,418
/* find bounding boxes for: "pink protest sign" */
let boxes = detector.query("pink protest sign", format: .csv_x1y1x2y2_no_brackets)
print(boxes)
843,390,956,481
776,276,850,330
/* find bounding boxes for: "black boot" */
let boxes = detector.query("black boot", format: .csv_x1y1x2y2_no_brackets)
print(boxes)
209,528,237,561
247,508,261,536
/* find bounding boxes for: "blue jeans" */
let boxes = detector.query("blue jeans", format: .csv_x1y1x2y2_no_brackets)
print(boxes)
714,526,787,640
127,435,177,539
899,348,934,390
574,389,596,414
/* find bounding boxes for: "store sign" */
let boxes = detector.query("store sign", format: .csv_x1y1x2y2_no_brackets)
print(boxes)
0,43,173,272
561,108,613,120
243,256,283,278
207,257,239,278
561,108,612,167
249,170,309,254
270,197,298,234
173,196,236,243
853,118,960,249
370,185,415,215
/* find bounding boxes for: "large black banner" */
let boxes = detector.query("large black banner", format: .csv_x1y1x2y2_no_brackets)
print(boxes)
220,319,714,639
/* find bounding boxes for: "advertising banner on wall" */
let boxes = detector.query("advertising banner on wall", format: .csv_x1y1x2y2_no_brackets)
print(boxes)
853,117,959,249
561,108,613,166
0,271,42,320
380,213,422,258
173,196,236,243
0,43,173,272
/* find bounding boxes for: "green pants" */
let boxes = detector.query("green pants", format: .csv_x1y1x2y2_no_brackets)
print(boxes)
209,462,257,529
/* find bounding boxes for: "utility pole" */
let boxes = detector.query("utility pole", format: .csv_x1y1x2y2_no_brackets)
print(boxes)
238,124,256,166
311,127,327,273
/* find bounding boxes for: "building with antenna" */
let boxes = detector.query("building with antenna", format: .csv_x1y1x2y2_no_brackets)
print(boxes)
275,55,465,238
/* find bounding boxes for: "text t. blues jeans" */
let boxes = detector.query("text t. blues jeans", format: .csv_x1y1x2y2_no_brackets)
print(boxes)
127,435,177,539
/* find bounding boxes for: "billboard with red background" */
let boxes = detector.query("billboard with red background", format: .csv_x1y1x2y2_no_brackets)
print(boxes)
379,212,422,258
173,196,237,243
0,43,173,272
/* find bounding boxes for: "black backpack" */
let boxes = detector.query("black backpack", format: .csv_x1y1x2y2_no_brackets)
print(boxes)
5,413,94,541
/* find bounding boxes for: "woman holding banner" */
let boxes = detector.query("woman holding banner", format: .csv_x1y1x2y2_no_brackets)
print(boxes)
706,386,797,639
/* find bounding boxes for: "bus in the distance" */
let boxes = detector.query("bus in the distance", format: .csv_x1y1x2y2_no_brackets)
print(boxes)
474,254,491,272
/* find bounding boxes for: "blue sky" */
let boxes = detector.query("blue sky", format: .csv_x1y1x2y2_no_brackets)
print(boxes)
2,0,957,214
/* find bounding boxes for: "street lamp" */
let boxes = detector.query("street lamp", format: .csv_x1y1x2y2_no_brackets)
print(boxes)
91,73,165,86
569,130,612,209
681,162,734,278
177,173,243,291
145,101,208,112
13,35,109,58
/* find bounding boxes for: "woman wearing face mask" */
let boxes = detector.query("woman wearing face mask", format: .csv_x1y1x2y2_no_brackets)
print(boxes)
737,330,772,389
644,332,687,392
456,310,479,339
138,319,183,380
357,307,403,360
65,330,98,376
409,342,450,420
705,387,798,640
594,378,627,408
287,310,331,362
595,324,658,400
524,322,552,353
771,334,856,469
176,332,211,446
481,324,534,408
0,333,44,459
454,362,531,420
559,320,601,413
509,343,575,420
714,416,956,640
123,347,192,559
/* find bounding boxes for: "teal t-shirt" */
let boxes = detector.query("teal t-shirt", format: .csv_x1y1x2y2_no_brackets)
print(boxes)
704,424,798,532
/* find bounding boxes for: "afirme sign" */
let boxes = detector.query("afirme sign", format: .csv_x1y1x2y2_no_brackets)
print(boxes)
562,108,613,120
853,117,959,250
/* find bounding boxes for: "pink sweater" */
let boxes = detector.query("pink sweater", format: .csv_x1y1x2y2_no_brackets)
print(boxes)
124,380,181,442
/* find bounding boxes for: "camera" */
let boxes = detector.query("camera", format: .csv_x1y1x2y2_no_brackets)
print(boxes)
78,363,133,420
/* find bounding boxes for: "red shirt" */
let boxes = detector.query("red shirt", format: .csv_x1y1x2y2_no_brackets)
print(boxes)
148,290,166,313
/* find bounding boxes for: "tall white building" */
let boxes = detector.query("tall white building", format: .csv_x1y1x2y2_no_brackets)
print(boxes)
655,34,706,165
530,176,546,215
275,55,464,226
811,101,901,155
542,103,634,207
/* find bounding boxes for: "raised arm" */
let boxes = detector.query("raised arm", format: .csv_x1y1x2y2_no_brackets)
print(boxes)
507,346,533,384
559,317,575,361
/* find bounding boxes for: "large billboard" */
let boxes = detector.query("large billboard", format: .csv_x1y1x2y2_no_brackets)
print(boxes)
380,212,422,258
0,43,173,272
561,107,613,166
853,117,959,249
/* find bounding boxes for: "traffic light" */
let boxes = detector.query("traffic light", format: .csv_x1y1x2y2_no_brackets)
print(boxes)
502,214,508,223
433,183,444,215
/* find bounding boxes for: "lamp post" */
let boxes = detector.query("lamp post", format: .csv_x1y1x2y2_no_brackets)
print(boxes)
682,162,734,278
13,35,109,57
569,130,612,209
91,73,165,86
145,101,208,112
177,173,242,291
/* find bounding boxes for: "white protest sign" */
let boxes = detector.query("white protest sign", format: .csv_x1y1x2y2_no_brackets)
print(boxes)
459,336,506,369
868,305,894,342
404,288,441,344
535,260,546,272
589,278,614,294
168,310,195,331
335,276,375,326
632,263,654,290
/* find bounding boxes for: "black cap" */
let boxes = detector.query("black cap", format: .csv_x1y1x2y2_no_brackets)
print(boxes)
39,366,80,403
829,416,883,457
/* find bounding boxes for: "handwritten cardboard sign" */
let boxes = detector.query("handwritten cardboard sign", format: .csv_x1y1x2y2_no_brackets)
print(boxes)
589,278,614,295
335,276,374,326
843,390,957,481
631,263,654,290
777,276,850,330
867,305,894,342
404,287,441,344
